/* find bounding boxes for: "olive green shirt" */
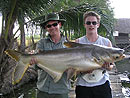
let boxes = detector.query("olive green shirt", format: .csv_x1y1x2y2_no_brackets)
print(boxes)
36,34,70,94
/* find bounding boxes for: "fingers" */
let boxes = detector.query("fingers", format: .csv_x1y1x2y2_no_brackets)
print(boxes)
102,62,114,71
85,70,94,74
30,57,38,65
102,62,109,68
80,70,94,74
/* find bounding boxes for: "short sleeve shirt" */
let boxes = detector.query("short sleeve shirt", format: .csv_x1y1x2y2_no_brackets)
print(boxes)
36,34,70,94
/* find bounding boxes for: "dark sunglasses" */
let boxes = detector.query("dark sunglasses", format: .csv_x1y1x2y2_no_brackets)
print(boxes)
46,23,58,28
86,21,97,25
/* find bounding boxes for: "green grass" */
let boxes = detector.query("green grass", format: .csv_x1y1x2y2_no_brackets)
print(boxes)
17,35,40,46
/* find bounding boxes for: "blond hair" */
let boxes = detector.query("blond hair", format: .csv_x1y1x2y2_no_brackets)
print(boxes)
83,11,101,23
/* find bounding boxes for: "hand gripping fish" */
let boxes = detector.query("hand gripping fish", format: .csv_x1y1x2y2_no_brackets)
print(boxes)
4,42,126,85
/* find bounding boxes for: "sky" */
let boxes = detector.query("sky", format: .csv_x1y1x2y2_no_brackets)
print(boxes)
110,0,130,18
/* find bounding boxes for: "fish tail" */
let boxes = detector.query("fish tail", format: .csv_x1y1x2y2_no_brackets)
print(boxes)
5,49,30,85
12,61,30,85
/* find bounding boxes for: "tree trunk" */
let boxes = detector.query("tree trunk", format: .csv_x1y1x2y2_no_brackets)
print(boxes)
18,15,26,52
20,25,26,52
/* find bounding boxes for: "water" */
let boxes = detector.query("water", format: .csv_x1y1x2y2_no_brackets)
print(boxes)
116,58,130,73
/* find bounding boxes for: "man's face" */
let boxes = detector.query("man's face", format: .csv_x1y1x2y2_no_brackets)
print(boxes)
45,21,61,36
84,16,100,34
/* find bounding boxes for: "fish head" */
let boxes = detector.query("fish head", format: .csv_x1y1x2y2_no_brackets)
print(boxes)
64,41,126,65
106,47,126,62
91,45,126,65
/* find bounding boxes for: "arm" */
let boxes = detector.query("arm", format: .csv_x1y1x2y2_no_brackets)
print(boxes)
75,39,79,43
30,40,44,68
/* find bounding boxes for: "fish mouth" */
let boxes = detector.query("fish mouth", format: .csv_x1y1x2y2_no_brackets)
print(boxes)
121,54,126,59
113,54,126,62
102,53,126,64
118,54,126,60
125,54,130,59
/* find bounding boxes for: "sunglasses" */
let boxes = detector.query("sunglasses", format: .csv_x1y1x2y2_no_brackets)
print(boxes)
46,23,58,28
86,21,97,25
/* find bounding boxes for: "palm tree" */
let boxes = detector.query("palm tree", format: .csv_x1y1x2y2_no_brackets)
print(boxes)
0,0,62,94
32,2,114,40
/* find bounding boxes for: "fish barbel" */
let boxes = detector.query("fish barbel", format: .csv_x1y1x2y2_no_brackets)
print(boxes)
5,42,125,85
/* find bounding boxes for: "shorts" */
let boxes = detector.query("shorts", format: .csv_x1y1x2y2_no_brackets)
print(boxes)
75,81,112,98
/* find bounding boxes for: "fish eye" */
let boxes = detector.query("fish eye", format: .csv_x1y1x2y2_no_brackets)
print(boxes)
97,58,101,61
115,56,119,59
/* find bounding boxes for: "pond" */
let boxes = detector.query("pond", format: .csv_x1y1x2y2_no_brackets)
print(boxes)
116,58,130,73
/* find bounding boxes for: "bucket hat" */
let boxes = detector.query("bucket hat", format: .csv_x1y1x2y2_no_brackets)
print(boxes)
40,13,66,29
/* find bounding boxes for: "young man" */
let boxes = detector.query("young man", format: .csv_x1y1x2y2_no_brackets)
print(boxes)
30,13,70,98
75,11,113,98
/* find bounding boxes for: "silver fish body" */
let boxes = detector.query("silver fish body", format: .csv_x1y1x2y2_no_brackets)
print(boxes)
5,42,125,84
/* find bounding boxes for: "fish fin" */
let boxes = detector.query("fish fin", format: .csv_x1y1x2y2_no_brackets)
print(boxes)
67,68,77,80
37,64,63,83
64,42,85,48
12,62,30,85
5,49,21,61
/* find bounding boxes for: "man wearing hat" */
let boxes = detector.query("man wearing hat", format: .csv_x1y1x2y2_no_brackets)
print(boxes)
30,13,70,98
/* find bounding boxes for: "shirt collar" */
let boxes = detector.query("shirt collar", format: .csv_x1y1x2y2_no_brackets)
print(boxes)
47,34,65,43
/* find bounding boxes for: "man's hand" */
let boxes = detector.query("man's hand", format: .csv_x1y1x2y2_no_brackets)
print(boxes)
29,57,38,65
77,69,94,74
102,62,114,71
